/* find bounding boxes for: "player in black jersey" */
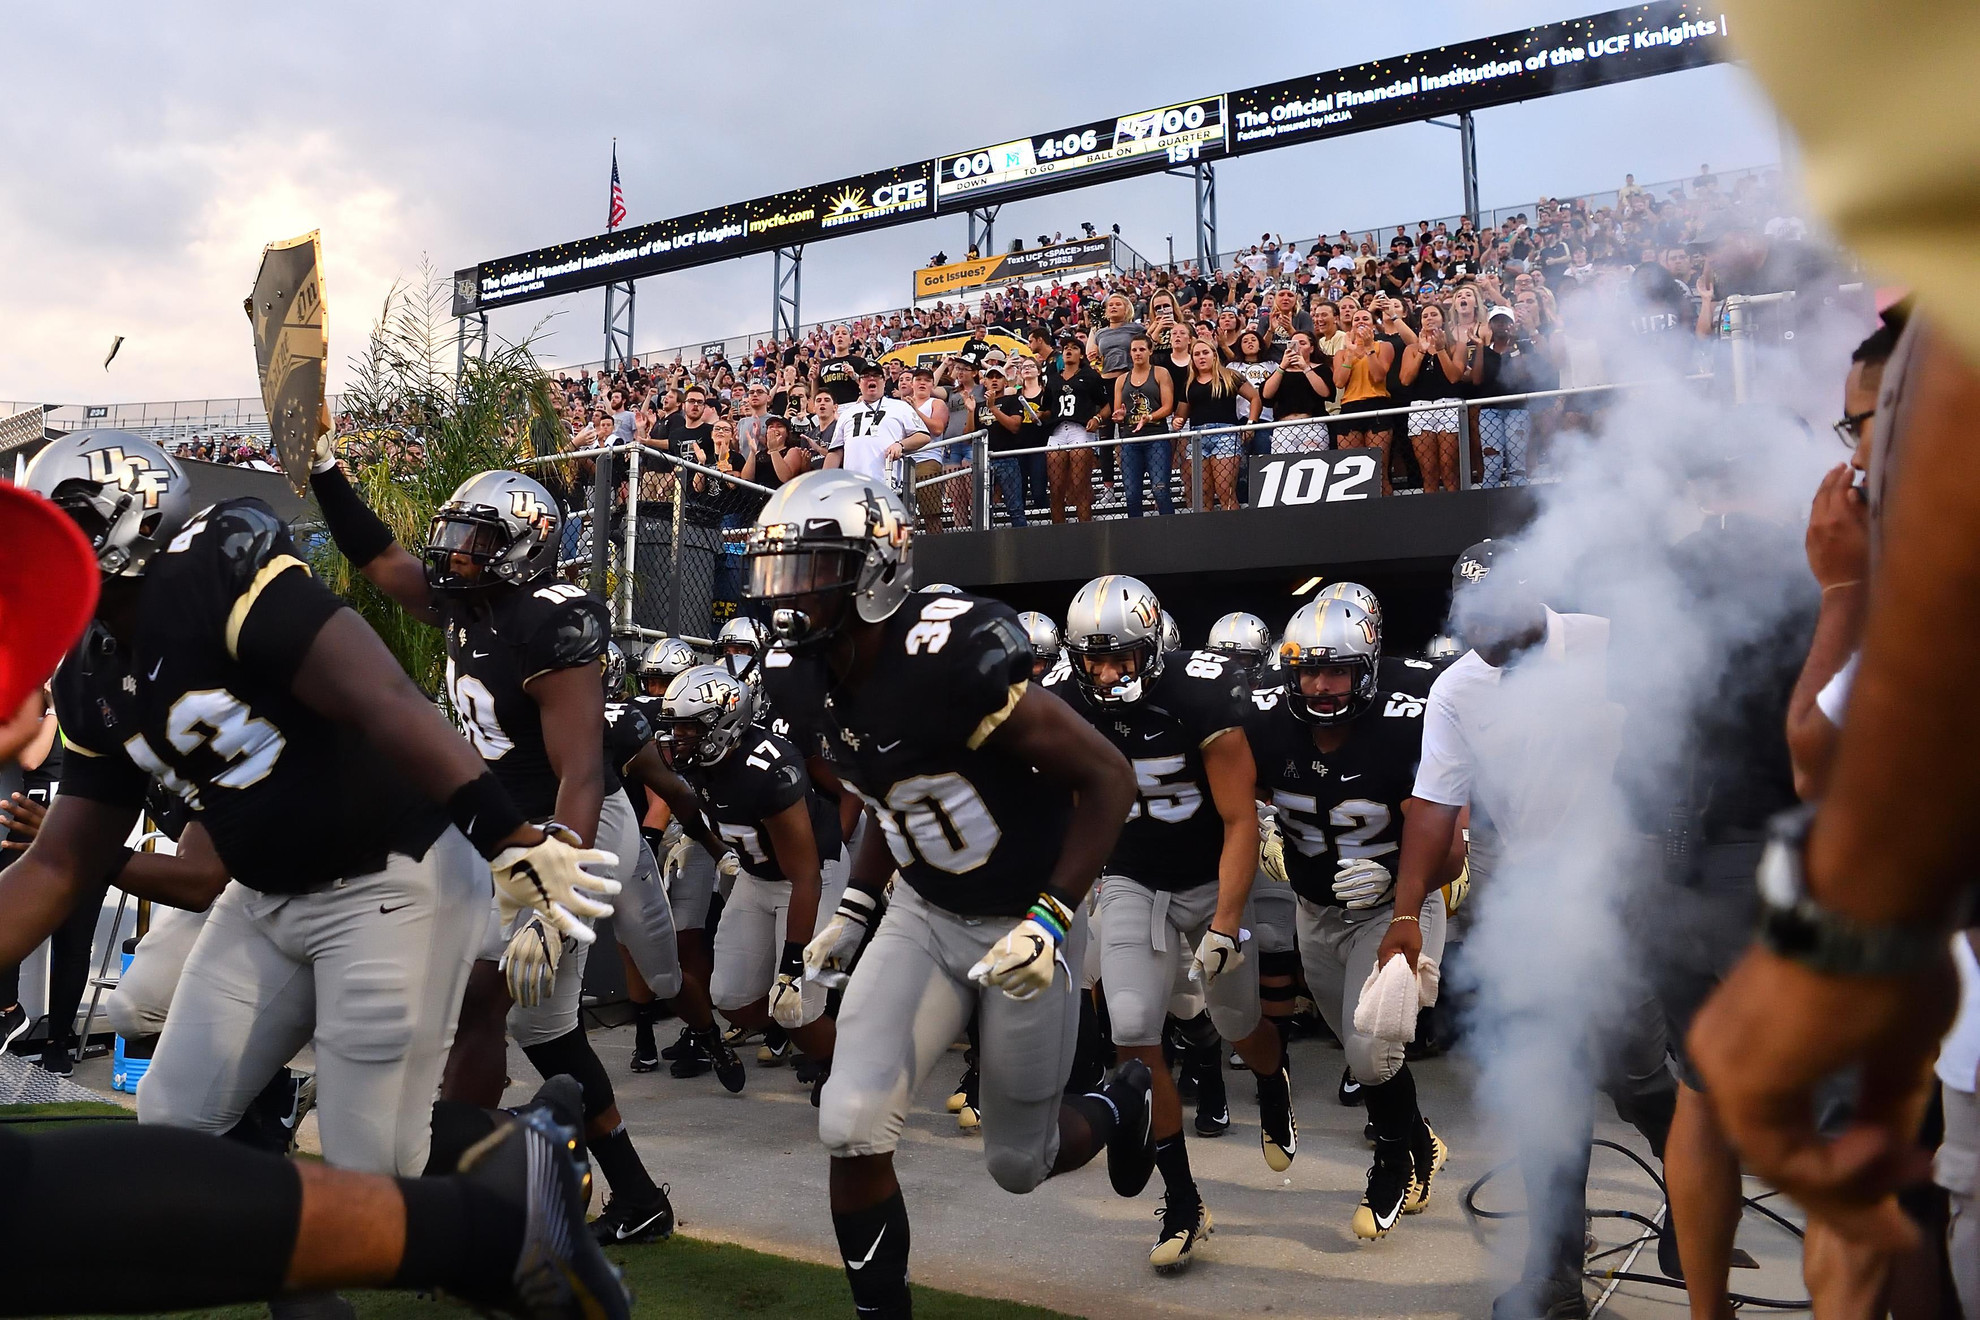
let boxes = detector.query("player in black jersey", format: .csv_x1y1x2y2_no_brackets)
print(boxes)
1060,575,1295,1274
1017,611,1062,681
1247,596,1455,1241
18,432,616,1184
308,458,689,1244
743,469,1153,1320
660,665,843,1094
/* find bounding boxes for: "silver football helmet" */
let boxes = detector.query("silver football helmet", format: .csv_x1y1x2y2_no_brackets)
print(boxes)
716,615,770,680
1016,611,1062,675
601,640,628,697
1206,611,1272,672
424,469,562,592
1065,575,1165,703
1279,598,1381,725
639,637,700,693
24,430,193,579
1159,611,1181,654
745,469,913,652
1316,581,1382,626
921,582,963,595
659,664,755,767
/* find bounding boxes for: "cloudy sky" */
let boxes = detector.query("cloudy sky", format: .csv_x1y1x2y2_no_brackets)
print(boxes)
4,2,1781,404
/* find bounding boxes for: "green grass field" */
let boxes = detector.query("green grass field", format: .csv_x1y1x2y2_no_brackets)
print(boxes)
2,1103,1077,1319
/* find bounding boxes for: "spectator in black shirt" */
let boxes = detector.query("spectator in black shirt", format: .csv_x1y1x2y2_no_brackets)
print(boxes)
1044,338,1107,524
658,386,715,460
1263,330,1333,452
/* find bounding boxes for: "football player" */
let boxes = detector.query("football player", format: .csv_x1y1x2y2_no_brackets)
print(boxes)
1060,575,1294,1273
1204,612,1272,681
11,432,617,1185
1017,611,1063,682
743,469,1153,1320
716,615,770,679
660,665,843,1097
1316,581,1447,698
1203,610,1304,1061
308,458,684,1244
1248,596,1454,1241
629,634,726,1070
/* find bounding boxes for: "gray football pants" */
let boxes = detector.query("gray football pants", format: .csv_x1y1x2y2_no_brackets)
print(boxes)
668,841,718,931
1096,876,1261,1048
103,903,209,1040
507,790,679,1046
709,852,848,1022
137,828,486,1176
818,882,1087,1194
1296,889,1448,1086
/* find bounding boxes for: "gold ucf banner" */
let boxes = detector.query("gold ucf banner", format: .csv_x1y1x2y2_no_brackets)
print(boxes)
913,236,1117,301
244,231,328,495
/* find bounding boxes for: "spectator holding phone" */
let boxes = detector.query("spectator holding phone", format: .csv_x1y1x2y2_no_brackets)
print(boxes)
1174,338,1260,511
1332,308,1397,495
1401,303,1466,493
1111,332,1175,517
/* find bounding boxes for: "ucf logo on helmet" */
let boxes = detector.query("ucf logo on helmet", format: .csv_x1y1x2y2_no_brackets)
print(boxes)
86,447,169,510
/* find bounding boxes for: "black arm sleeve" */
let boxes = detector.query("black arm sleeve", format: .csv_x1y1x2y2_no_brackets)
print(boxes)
308,464,397,567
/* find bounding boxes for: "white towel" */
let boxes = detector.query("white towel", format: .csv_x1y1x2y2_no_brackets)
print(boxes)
1354,953,1439,1043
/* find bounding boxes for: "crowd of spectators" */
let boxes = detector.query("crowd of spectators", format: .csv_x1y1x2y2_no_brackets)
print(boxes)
167,435,277,469
543,166,1832,530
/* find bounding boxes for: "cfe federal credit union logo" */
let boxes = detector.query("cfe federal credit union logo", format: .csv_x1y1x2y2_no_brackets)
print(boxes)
86,446,170,510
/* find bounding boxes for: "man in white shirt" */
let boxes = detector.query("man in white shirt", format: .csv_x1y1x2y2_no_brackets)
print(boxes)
824,361,935,485
1381,545,1676,1320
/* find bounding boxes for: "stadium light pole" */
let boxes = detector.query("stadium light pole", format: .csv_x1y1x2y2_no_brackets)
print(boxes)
967,205,1000,260
603,280,635,374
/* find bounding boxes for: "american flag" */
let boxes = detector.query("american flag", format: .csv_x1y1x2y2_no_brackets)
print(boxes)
607,143,626,230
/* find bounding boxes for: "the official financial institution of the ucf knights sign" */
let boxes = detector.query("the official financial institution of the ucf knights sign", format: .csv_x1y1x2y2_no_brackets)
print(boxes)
457,3,1728,316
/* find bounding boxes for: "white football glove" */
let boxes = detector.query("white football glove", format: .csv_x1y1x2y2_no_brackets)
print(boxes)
1259,813,1291,886
1331,856,1393,909
662,833,696,889
717,851,741,882
1189,927,1246,986
499,914,562,1008
803,888,881,988
768,941,807,1029
966,895,1072,1002
490,825,620,944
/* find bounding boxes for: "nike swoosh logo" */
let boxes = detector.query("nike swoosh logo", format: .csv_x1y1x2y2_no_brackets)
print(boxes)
379,902,412,915
875,740,902,753
1340,1080,1362,1094
845,1224,887,1270
1339,773,1362,782
615,1207,669,1240
471,650,491,659
1142,732,1162,741
1372,1201,1402,1230
147,659,163,680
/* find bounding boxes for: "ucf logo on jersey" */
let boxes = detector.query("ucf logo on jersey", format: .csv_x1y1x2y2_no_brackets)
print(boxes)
86,447,170,510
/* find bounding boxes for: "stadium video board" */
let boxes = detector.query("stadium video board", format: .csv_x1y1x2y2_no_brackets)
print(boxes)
934,95,1228,210
459,4,1729,315
463,163,933,313
1228,3,1728,153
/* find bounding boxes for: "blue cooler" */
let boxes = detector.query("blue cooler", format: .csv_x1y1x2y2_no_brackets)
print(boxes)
110,945,148,1094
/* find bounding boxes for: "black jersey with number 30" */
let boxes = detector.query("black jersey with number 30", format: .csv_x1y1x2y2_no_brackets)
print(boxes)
763,593,1068,918
1243,686,1427,908
1060,650,1251,892
52,499,445,892
681,730,839,883
439,583,609,820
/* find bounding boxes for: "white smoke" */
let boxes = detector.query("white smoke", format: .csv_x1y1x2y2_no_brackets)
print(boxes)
1446,276,1865,1279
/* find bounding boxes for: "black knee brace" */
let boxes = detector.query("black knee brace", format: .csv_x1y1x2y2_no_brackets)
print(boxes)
1172,1009,1221,1054
523,1028,616,1123
1259,949,1302,982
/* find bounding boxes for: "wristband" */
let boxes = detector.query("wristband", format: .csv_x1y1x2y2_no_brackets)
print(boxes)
447,772,530,859
838,887,881,923
1388,913,1419,925
309,463,397,568
1027,893,1074,946
778,940,804,977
